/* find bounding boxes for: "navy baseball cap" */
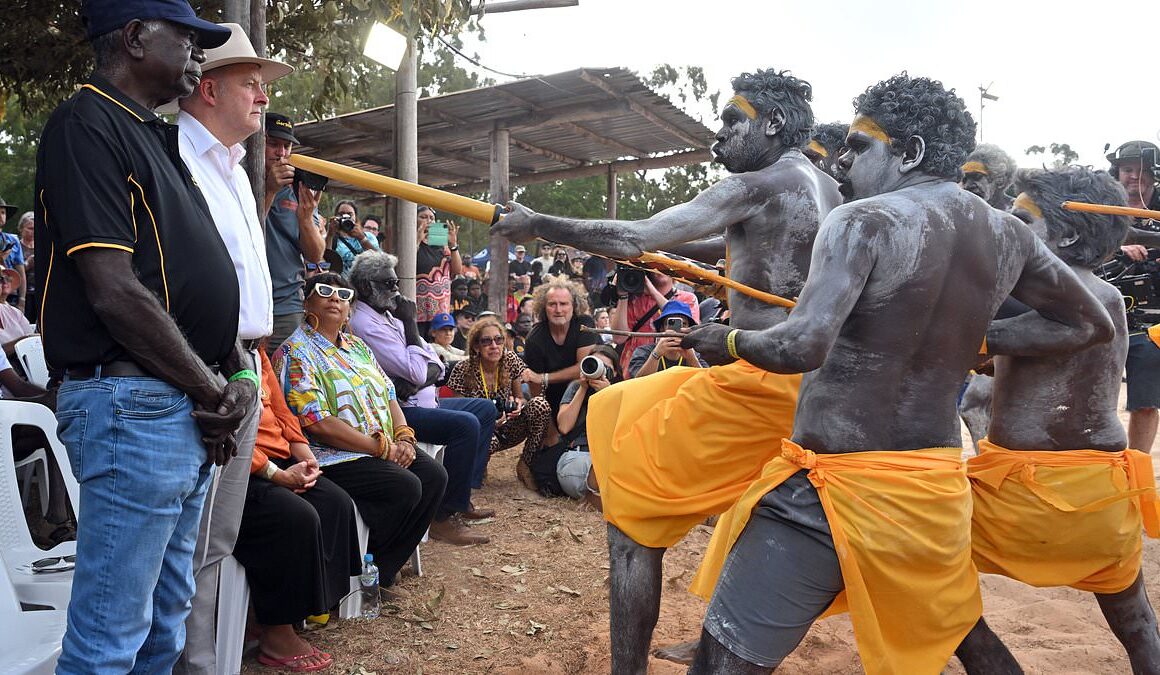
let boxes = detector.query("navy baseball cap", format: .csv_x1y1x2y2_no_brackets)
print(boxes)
431,313,455,330
652,299,697,331
266,112,300,144
81,0,232,48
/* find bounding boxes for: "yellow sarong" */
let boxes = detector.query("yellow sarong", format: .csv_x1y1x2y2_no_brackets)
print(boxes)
690,440,980,675
587,360,800,548
968,439,1160,594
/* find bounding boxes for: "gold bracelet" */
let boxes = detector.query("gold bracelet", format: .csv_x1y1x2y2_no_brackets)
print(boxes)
393,424,416,440
726,329,741,360
374,431,389,459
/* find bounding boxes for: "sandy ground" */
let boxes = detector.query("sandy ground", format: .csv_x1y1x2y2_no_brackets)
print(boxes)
240,386,1158,674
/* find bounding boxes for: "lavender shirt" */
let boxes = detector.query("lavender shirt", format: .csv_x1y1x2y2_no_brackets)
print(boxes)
349,300,444,409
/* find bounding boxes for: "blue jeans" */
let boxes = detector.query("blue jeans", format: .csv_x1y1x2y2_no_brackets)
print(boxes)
55,375,212,675
405,397,497,496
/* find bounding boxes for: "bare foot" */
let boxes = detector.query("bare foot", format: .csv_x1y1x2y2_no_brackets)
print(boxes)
259,624,330,668
653,639,698,665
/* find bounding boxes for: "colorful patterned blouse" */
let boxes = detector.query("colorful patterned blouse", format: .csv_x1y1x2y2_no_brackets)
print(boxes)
276,323,396,466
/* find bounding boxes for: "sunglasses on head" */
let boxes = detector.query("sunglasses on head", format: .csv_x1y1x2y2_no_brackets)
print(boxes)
310,283,354,302
476,336,504,347
306,261,331,272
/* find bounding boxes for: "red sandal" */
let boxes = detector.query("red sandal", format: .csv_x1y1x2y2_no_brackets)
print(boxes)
257,645,333,672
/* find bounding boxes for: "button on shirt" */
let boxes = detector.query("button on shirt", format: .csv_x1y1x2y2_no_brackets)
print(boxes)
178,111,273,340
348,300,444,408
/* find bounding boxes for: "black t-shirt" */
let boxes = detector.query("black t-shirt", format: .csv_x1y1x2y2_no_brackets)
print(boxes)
34,75,239,369
509,259,531,277
522,317,599,411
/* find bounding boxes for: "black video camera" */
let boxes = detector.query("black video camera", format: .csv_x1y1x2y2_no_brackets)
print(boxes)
292,167,328,197
1097,248,1160,331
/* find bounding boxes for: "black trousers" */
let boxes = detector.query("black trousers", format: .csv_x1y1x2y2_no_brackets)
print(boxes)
233,467,360,626
321,453,447,584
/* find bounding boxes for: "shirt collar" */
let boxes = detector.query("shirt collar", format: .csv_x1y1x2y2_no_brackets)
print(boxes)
302,321,351,352
83,73,160,124
177,110,246,167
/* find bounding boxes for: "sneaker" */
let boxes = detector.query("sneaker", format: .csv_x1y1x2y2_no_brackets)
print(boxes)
429,515,490,546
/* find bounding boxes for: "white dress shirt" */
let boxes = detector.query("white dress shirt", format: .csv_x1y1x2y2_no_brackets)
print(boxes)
177,111,273,340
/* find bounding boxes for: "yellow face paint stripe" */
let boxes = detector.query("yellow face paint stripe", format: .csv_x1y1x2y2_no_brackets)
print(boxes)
727,95,758,120
962,161,989,175
807,140,829,158
67,242,135,256
127,175,170,311
81,84,145,122
850,115,892,144
1013,192,1044,220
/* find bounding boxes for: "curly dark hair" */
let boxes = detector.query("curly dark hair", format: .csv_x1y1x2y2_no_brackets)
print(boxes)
853,73,976,179
811,122,849,157
965,144,1017,191
730,69,815,149
1015,167,1130,269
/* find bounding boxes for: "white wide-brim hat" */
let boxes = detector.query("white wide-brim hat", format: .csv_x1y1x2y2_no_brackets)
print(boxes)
157,22,293,114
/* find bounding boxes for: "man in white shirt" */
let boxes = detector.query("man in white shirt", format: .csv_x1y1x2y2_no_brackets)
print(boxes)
171,23,293,675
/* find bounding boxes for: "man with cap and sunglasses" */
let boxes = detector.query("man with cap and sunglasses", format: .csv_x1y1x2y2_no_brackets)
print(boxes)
170,23,297,674
34,2,247,673
264,111,326,355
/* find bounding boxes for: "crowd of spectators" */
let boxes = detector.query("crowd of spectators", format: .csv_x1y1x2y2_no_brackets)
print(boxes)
15,3,1160,673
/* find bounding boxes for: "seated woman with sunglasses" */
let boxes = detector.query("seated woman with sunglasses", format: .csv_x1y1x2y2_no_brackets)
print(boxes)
275,274,449,590
447,316,554,494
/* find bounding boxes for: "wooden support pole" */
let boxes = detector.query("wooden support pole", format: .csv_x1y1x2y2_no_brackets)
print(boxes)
607,165,618,218
489,126,511,316
394,38,418,297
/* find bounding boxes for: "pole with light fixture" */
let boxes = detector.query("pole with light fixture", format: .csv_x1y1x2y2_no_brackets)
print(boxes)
363,21,418,296
978,83,998,142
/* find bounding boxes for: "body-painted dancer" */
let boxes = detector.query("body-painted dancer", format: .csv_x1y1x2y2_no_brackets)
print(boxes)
493,69,840,674
682,74,1114,674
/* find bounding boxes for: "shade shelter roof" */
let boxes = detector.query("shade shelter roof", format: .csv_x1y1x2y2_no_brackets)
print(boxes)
291,67,715,196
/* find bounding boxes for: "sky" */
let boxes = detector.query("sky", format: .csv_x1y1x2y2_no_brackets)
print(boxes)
458,0,1160,169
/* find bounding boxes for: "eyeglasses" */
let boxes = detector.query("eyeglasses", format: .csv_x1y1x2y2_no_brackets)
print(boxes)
476,336,504,347
305,261,331,272
32,554,76,573
310,283,354,302
376,278,400,290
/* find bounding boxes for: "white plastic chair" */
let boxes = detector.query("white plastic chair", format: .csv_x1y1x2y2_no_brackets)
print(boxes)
0,551,65,675
0,401,78,611
214,555,249,675
337,443,443,620
12,336,48,388
14,448,49,517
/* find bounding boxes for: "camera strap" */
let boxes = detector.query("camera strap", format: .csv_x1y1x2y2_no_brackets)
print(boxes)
630,289,676,332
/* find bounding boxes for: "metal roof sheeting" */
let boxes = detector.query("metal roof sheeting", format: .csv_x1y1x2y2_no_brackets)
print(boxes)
291,67,714,195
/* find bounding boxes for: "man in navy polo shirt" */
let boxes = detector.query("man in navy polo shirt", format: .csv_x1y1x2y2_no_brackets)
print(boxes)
35,2,255,672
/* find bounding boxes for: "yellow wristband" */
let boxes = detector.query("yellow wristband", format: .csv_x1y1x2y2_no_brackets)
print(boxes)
726,329,741,360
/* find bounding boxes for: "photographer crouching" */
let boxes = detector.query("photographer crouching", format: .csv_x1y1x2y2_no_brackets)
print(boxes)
554,344,623,509
628,300,707,378
447,316,553,492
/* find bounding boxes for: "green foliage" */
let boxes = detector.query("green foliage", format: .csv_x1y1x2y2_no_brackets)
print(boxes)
0,1,475,118
0,99,49,230
1025,142,1079,168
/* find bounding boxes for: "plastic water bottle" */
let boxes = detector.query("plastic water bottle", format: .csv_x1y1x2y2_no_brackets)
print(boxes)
359,553,380,619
